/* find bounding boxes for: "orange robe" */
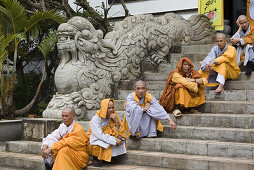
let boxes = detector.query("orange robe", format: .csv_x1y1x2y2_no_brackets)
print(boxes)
160,57,207,112
52,122,90,170
87,98,127,162
172,72,207,108
199,45,240,86
247,0,254,26
240,24,254,63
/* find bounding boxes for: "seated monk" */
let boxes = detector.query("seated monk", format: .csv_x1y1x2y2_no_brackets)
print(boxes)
159,57,208,117
200,33,240,93
87,98,127,167
123,80,176,138
41,107,90,170
231,15,254,75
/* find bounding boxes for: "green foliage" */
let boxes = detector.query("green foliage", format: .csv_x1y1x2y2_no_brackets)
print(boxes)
26,10,65,37
0,0,27,34
0,0,65,117
38,30,58,59
13,71,41,115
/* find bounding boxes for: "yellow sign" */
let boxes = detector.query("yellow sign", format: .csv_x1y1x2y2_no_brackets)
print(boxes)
198,0,224,30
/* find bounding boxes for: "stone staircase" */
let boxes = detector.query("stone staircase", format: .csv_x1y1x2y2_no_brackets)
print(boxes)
1,44,254,169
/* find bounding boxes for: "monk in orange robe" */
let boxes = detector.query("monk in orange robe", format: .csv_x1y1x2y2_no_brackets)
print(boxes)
231,15,254,75
201,33,240,93
87,98,127,167
41,107,90,170
159,57,208,117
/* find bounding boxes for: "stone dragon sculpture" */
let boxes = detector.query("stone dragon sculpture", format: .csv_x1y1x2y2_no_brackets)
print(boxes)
43,13,216,119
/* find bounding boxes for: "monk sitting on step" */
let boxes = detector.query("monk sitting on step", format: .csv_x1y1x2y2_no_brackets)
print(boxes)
87,98,127,167
159,57,208,117
199,33,240,93
123,80,176,138
231,15,254,75
41,107,90,170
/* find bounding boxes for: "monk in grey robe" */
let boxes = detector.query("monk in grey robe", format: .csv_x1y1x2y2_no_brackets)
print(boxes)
231,15,254,75
123,80,176,138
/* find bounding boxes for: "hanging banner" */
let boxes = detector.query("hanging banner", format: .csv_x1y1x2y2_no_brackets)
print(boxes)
198,0,224,30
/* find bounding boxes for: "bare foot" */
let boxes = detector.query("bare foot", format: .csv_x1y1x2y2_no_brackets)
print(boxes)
214,84,224,94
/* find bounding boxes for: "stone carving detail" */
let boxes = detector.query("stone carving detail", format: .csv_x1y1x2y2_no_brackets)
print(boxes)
43,13,216,119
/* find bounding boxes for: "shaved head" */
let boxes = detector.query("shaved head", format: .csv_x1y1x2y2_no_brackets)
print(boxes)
238,15,247,20
237,15,249,31
134,80,147,99
216,33,226,40
62,107,75,115
134,80,146,88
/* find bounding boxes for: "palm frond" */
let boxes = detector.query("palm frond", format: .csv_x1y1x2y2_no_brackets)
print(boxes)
38,30,58,59
25,10,65,36
0,0,27,34
0,33,21,54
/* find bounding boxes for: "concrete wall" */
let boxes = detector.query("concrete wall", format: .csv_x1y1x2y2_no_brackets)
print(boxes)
0,120,22,141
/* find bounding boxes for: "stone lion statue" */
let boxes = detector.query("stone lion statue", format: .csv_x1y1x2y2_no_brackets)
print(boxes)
43,13,216,119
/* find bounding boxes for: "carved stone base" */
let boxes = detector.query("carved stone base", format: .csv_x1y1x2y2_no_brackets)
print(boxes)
22,118,61,141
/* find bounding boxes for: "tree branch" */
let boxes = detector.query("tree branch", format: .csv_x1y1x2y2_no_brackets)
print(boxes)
75,0,112,33
120,0,129,17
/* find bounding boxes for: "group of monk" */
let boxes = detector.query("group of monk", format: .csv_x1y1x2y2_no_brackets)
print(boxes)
40,14,253,169
160,14,253,117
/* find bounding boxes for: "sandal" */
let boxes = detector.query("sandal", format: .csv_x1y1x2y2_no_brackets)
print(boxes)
173,109,182,117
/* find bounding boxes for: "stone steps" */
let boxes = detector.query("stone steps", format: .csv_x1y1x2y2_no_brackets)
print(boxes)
3,141,254,170
77,122,254,143
145,80,254,90
171,113,254,129
127,138,254,159
6,138,254,160
114,99,254,114
144,72,254,81
204,90,254,101
161,125,254,143
0,167,26,170
4,149,254,170
117,89,254,101
180,44,215,55
198,100,254,114
119,150,254,170
85,111,254,129
0,151,166,170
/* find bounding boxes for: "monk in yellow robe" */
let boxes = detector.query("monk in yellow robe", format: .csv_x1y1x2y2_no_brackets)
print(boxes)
159,57,208,117
231,15,254,75
41,107,90,170
200,33,240,93
87,98,127,167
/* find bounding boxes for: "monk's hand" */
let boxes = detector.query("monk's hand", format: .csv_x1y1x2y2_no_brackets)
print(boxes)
168,118,176,130
236,19,242,32
204,65,209,72
41,145,50,158
143,102,151,112
207,61,214,72
186,77,195,82
116,138,123,146
110,113,120,128
231,38,240,45
110,113,117,121
236,19,240,28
